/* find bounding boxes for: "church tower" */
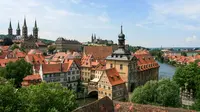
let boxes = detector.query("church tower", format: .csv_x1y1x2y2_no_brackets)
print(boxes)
22,17,28,38
33,20,38,41
8,20,13,36
16,21,21,36
118,25,125,49
91,34,94,43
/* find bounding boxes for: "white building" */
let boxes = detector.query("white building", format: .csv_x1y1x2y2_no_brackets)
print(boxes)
39,60,80,91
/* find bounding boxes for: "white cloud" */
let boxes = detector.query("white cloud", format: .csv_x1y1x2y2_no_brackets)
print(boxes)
70,0,81,4
97,12,110,23
185,35,197,43
89,2,107,8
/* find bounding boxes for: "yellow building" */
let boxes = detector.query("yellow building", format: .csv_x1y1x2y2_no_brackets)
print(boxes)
98,68,128,101
106,26,159,92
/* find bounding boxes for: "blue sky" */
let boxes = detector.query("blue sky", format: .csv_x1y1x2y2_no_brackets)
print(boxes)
0,0,200,47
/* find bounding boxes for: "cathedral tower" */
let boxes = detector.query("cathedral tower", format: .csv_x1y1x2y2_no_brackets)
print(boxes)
8,20,13,36
16,21,21,36
22,17,28,38
33,20,38,41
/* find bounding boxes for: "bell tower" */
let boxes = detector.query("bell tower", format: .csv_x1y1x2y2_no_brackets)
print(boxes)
22,17,28,38
8,20,13,36
16,21,21,36
33,19,38,41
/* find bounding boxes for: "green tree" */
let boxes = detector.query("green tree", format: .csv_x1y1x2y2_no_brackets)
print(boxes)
181,52,187,56
10,43,19,50
131,79,180,107
48,45,56,54
0,77,18,112
2,59,33,87
17,82,77,112
173,62,200,93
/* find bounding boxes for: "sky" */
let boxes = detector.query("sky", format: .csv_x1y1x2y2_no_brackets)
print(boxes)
1,0,200,48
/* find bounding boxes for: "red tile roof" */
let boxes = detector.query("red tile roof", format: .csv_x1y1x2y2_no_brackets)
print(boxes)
105,68,125,86
25,54,46,65
35,41,46,47
28,49,43,54
23,74,41,81
0,59,18,67
0,46,10,51
133,50,159,71
84,46,113,60
42,63,70,74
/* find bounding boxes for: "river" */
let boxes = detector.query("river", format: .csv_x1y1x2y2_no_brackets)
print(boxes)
77,62,177,106
157,61,176,79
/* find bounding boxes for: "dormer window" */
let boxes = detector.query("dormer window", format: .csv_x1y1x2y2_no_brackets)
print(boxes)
120,55,123,58
110,64,113,68
120,64,123,70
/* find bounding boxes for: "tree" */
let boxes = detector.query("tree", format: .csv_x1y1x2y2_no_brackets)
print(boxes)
181,52,187,56
2,59,33,87
173,62,200,94
48,45,56,54
131,79,180,107
0,77,18,112
10,43,19,50
17,82,77,112
3,37,13,46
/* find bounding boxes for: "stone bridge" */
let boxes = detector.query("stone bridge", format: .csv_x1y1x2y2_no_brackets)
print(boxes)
87,84,98,95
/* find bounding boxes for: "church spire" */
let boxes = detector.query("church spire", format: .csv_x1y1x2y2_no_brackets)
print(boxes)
33,19,38,40
16,21,21,36
8,19,13,35
22,17,28,38
23,17,27,27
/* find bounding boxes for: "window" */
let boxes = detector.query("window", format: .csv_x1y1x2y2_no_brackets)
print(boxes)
108,87,110,90
68,77,70,82
72,76,75,80
104,86,106,89
72,71,75,74
120,64,123,70
105,92,107,95
109,94,111,96
68,72,71,75
76,70,79,74
110,64,113,68
99,85,101,88
76,76,79,80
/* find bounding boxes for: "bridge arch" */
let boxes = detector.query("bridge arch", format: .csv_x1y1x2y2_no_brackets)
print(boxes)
88,90,98,98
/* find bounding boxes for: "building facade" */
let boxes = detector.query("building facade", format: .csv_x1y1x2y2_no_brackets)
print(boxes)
55,37,82,52
98,68,128,101
39,60,80,91
106,26,159,92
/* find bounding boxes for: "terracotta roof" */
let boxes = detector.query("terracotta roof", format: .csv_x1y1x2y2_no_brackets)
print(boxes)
133,50,159,71
25,54,46,65
105,68,125,86
81,54,93,67
94,63,106,71
73,96,196,112
0,59,18,67
23,74,41,81
84,46,113,60
35,41,46,47
28,49,43,55
0,51,8,59
42,63,70,74
0,46,10,51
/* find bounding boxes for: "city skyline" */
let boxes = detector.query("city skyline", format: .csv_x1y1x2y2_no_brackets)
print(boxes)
0,0,200,47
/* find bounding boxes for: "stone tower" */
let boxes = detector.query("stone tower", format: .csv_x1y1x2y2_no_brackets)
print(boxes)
91,34,94,43
33,20,38,41
16,21,21,36
8,20,13,36
22,17,28,38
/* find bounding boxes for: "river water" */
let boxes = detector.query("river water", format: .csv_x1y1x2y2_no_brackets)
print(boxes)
157,61,176,79
77,62,177,106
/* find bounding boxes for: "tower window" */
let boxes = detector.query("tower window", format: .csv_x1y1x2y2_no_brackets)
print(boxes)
120,64,123,70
